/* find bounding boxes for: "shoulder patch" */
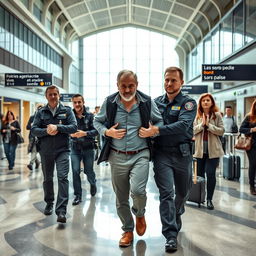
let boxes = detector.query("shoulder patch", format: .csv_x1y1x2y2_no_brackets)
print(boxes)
184,101,194,111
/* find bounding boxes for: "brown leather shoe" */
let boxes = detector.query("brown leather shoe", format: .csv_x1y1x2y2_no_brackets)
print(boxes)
136,216,146,236
250,186,256,195
119,232,133,247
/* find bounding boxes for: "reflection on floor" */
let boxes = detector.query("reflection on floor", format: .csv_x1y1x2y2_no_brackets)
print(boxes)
0,144,256,256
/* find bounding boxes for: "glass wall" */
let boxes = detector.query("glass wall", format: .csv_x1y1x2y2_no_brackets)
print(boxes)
187,0,256,82
0,4,63,81
233,2,244,51
83,27,178,110
245,0,256,43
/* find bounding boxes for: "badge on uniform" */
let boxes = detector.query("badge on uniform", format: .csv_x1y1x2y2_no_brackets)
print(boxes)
184,102,194,110
171,106,181,110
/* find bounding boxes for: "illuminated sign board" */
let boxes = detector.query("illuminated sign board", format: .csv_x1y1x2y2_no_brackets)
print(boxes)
202,65,256,81
60,94,76,102
5,73,52,87
181,85,208,94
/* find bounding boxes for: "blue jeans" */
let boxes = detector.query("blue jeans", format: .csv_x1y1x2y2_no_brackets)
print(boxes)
3,143,17,169
71,147,96,198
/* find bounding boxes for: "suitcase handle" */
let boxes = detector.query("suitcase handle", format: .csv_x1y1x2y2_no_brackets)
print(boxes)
193,159,197,184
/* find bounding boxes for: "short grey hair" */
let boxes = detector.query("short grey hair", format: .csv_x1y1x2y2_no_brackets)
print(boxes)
117,70,138,83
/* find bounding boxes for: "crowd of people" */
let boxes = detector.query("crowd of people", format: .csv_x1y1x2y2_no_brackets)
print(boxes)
1,67,256,253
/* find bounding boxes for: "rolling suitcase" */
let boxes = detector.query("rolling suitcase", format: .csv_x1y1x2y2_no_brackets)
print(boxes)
223,155,234,180
188,159,206,207
223,154,241,180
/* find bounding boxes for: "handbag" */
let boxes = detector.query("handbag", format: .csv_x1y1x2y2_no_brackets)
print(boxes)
234,134,252,151
17,133,24,144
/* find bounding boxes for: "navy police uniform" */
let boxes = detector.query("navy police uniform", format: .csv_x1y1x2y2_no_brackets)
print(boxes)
71,107,98,199
31,103,77,215
153,91,197,240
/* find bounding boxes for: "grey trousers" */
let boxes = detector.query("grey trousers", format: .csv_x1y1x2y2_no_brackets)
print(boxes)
108,149,150,232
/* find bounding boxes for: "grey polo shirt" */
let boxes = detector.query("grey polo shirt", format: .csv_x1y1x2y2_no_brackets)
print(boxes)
94,92,163,152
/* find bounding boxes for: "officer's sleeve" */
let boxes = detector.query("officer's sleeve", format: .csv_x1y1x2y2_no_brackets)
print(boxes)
56,107,77,134
159,98,197,136
150,100,163,126
207,112,225,136
31,111,48,138
86,114,98,138
93,99,108,136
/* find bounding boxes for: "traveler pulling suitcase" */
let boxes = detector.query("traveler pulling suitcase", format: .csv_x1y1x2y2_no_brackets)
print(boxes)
188,159,206,207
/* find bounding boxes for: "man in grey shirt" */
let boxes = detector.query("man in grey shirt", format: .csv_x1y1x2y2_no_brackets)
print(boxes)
94,70,163,247
223,106,238,133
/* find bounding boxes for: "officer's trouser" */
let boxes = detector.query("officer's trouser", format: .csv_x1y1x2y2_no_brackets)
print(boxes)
40,151,70,215
153,149,192,239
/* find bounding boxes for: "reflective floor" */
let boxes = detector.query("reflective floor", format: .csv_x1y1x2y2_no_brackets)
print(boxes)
0,144,256,256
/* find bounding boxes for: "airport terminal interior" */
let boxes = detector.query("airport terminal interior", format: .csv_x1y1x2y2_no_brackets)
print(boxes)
0,0,256,255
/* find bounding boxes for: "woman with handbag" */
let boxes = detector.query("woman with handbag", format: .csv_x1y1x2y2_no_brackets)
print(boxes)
193,93,225,210
1,110,21,170
239,99,256,195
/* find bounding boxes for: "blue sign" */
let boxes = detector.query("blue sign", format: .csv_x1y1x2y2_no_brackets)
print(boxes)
5,73,52,87
181,85,208,94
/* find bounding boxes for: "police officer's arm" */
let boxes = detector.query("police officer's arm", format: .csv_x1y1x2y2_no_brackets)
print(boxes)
207,112,225,136
56,107,77,134
31,111,48,138
159,99,197,135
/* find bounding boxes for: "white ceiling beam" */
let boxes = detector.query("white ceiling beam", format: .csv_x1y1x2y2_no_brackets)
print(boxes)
163,0,176,29
175,0,205,49
106,0,113,25
42,0,55,26
209,0,222,19
146,0,154,26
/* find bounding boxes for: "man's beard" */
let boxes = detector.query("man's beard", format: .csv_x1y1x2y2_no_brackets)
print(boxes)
119,91,136,102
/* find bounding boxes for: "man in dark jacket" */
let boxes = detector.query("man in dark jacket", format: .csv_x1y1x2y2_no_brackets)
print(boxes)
70,94,98,205
94,70,163,247
32,85,77,223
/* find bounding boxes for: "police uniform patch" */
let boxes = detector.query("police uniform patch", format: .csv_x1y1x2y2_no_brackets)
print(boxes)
184,102,194,110
171,106,181,110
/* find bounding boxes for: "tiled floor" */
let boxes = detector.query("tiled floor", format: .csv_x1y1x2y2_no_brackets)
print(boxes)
0,144,256,256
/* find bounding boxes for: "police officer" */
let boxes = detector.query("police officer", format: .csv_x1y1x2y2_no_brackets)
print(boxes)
32,85,77,223
139,67,196,253
71,94,98,205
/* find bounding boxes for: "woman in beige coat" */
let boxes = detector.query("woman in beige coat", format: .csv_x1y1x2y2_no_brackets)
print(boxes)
193,93,224,210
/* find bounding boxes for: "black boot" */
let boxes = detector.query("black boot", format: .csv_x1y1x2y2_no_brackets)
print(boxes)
207,200,214,210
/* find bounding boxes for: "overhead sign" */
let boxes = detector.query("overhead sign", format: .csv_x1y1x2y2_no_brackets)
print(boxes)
60,94,76,102
202,64,256,81
5,73,52,87
181,85,208,94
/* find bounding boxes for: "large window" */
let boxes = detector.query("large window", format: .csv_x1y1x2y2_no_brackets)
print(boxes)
83,27,178,110
245,0,256,43
233,2,244,51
